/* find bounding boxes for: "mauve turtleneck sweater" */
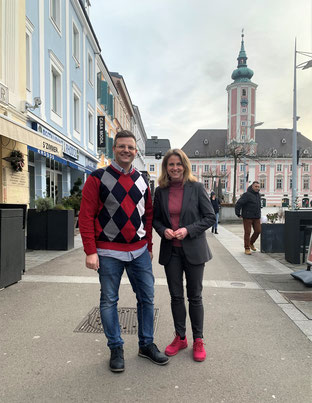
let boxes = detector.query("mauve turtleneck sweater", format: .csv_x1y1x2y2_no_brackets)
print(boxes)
168,181,184,247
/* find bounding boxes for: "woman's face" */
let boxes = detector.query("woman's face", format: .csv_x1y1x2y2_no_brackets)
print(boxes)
167,155,185,182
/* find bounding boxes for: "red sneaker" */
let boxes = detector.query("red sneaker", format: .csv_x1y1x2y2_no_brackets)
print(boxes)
193,338,206,362
165,335,188,356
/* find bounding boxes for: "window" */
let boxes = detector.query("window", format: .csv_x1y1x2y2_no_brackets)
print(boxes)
259,177,266,189
88,108,94,145
277,164,282,172
204,179,209,189
26,33,31,91
204,164,209,172
241,121,246,126
239,178,244,190
88,53,93,85
290,178,292,189
242,89,246,96
303,177,309,189
73,94,80,135
149,164,155,172
242,108,247,113
192,165,196,172
50,0,61,32
26,20,33,97
73,22,79,63
303,163,309,172
240,164,244,172
290,164,292,172
50,51,63,125
51,66,61,115
221,164,226,173
221,179,226,189
276,178,283,189
260,164,266,172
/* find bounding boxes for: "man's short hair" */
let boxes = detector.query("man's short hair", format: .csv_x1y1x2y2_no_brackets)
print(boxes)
252,181,259,185
114,130,136,147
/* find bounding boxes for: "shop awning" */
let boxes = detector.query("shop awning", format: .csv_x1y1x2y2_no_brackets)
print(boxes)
0,115,62,157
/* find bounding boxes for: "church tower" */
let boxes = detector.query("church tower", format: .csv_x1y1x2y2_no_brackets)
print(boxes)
226,32,258,150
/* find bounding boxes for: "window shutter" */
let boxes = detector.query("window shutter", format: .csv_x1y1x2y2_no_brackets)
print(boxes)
108,94,114,117
108,136,114,159
100,81,108,106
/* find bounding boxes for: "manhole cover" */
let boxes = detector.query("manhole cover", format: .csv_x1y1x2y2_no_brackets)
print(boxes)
281,292,312,302
74,307,159,335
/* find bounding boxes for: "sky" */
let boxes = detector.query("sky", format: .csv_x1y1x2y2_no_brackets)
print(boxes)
90,0,312,149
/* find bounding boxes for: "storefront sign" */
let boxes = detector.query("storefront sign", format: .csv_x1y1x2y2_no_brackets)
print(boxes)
85,157,98,171
97,116,105,148
0,82,9,105
64,142,79,160
33,122,79,160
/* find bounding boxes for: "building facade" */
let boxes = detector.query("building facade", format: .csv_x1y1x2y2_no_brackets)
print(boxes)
182,34,312,207
25,0,99,207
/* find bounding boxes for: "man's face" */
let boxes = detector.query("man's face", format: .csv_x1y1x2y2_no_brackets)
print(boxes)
113,137,137,170
252,183,260,192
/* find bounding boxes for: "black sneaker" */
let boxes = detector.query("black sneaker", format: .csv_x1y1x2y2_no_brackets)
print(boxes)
138,343,169,365
109,346,125,372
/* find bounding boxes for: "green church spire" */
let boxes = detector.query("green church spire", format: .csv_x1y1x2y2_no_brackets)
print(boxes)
231,30,254,82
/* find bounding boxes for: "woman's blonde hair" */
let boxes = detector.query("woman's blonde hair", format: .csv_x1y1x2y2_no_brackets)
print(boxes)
158,149,197,188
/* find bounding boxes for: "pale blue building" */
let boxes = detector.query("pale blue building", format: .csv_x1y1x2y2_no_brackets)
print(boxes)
25,0,99,206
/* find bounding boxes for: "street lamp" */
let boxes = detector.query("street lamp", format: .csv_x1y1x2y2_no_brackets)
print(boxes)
291,40,312,210
242,121,264,191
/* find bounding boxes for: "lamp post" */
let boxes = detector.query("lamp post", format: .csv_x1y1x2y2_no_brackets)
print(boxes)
242,121,264,192
291,40,312,210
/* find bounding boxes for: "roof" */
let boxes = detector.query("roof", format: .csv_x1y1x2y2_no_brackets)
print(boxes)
145,137,171,156
182,129,312,159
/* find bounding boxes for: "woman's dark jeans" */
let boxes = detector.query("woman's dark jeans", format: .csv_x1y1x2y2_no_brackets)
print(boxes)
165,246,204,340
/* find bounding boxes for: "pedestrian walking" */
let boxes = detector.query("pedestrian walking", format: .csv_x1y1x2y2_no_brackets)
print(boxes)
234,181,261,255
153,149,216,362
79,130,169,373
210,191,220,234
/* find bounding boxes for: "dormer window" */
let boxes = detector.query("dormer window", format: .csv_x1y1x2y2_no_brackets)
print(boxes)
242,89,247,96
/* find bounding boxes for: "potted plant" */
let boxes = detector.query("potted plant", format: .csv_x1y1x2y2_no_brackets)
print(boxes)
260,211,285,253
27,197,74,250
62,178,82,228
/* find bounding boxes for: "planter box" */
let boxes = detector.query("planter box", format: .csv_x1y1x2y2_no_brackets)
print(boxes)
0,209,24,288
260,223,285,253
219,205,241,223
27,209,74,250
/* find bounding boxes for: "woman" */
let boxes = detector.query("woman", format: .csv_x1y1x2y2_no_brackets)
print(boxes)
210,192,220,234
153,149,216,362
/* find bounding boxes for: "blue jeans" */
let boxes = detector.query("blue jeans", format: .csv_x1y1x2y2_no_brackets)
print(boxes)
213,212,219,230
98,249,154,349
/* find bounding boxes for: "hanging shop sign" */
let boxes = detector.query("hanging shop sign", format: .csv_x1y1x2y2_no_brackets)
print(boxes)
97,115,105,148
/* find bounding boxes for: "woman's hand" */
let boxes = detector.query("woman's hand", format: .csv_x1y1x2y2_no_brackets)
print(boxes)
164,228,175,240
174,227,188,240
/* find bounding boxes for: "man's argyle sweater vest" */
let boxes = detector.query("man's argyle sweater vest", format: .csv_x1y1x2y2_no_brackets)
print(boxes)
79,165,153,256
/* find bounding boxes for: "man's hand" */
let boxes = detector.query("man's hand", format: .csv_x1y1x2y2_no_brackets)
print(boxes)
149,251,153,260
164,228,175,240
86,253,99,271
174,227,188,240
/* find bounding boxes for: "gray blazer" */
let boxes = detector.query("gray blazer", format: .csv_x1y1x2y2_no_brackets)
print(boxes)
153,181,216,266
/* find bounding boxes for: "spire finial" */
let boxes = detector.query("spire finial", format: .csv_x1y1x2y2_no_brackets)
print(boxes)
241,28,244,39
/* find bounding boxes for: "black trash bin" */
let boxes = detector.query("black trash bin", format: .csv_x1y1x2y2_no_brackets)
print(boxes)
0,209,24,288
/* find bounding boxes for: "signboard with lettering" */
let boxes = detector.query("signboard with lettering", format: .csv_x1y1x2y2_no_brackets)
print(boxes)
97,116,105,148
32,122,79,160
0,82,9,105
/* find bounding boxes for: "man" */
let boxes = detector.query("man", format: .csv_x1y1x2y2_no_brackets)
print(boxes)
235,181,261,255
210,191,221,234
79,130,169,372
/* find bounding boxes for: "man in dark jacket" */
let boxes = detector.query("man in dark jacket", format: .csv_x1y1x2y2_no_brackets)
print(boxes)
235,181,261,255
